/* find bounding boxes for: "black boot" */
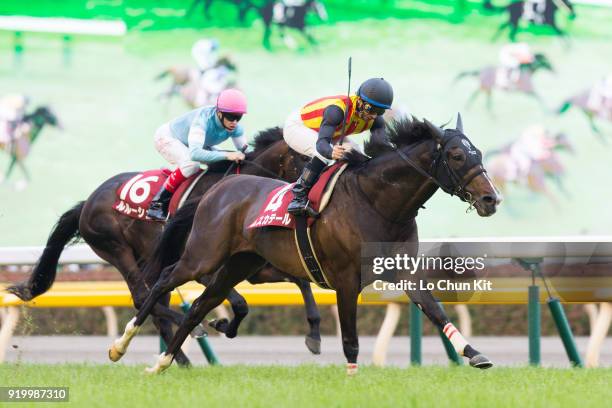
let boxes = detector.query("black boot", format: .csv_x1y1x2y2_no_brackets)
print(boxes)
147,186,173,221
288,157,326,217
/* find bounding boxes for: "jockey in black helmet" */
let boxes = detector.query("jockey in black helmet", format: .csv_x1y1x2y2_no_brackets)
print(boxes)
282,77,393,217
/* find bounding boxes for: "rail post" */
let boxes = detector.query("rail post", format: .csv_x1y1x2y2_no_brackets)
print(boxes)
410,302,422,365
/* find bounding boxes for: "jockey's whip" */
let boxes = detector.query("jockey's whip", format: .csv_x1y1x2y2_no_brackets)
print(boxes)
338,56,352,146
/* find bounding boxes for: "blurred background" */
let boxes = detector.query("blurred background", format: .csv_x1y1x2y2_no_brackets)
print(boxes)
1,0,611,245
0,1,611,361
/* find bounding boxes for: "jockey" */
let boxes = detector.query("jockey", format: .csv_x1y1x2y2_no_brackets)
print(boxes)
0,94,28,146
147,88,248,221
191,38,220,73
283,77,393,216
497,43,535,88
586,74,612,118
523,0,547,24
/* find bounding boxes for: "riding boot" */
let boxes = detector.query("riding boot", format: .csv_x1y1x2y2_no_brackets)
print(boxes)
147,186,173,221
288,156,327,217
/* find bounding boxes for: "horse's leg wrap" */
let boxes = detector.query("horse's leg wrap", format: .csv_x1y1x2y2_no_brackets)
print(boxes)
109,317,140,361
442,322,469,356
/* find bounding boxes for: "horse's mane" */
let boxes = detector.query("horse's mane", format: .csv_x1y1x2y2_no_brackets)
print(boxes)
365,117,436,158
250,126,283,153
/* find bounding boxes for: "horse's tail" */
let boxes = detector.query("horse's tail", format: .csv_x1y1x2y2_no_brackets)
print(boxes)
454,70,480,83
6,201,84,301
483,0,505,12
143,198,200,285
557,100,573,115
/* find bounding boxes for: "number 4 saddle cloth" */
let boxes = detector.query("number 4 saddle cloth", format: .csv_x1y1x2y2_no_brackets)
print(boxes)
248,162,348,230
113,168,204,221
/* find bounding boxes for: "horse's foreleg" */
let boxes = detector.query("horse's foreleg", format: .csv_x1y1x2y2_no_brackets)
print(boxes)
109,262,191,361
152,295,191,367
406,284,493,369
292,277,321,354
465,87,482,109
147,254,263,374
336,281,360,375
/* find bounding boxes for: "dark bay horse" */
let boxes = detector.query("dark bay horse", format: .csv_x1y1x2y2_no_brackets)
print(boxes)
260,0,328,50
1,106,61,184
484,0,576,41
7,128,323,365
111,115,501,374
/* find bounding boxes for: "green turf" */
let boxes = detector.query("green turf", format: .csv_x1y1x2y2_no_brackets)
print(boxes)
1,7,612,246
1,364,611,407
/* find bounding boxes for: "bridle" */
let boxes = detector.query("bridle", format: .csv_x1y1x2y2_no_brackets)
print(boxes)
371,131,487,215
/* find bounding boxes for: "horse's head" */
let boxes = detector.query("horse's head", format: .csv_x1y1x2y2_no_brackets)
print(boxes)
532,53,553,73
424,114,501,217
28,106,62,129
248,127,309,182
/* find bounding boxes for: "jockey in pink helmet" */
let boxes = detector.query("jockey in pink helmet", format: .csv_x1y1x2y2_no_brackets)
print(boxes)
147,89,249,221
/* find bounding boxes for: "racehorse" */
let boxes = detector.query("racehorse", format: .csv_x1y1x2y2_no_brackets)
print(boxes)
156,56,238,108
0,106,61,184
260,0,328,50
485,126,572,204
558,87,612,142
110,115,501,374
187,0,255,23
484,0,576,41
455,53,553,110
6,128,326,366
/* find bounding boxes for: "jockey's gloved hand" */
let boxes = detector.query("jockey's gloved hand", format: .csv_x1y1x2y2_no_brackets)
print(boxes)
227,151,245,163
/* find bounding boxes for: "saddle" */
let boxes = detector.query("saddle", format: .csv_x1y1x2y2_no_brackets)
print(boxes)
113,168,204,221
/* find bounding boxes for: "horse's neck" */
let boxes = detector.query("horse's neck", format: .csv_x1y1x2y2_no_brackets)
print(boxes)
349,141,439,224
24,120,42,142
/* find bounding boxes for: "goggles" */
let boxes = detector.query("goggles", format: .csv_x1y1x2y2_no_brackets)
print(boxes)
222,112,243,122
360,101,386,116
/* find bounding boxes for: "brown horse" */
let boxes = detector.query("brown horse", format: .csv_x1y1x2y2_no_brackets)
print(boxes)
6,127,324,366
455,53,553,111
110,115,501,374
1,106,61,185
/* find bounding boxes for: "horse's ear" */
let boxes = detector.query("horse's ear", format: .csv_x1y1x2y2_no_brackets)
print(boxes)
424,119,444,144
456,113,464,133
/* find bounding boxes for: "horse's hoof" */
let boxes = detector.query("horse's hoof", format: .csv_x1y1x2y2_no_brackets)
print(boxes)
108,345,124,362
209,318,229,334
305,336,321,355
469,354,493,369
346,363,358,376
190,324,207,338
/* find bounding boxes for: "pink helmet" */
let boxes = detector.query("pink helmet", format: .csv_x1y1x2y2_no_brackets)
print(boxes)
216,89,247,114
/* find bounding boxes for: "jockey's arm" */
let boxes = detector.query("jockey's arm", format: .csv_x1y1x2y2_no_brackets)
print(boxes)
316,105,344,160
187,120,229,164
230,133,252,153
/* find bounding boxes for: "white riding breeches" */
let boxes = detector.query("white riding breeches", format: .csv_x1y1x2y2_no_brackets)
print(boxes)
153,123,203,176
283,109,362,164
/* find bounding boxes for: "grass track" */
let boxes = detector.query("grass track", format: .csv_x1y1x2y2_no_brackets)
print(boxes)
1,364,611,407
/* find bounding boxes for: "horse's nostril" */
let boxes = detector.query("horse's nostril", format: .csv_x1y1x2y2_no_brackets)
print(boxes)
482,195,496,205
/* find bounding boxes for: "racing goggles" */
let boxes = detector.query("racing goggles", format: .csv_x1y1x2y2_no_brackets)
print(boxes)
222,112,243,122
361,102,386,116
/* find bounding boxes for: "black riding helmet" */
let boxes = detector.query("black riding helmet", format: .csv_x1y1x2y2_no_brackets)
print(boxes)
357,78,393,109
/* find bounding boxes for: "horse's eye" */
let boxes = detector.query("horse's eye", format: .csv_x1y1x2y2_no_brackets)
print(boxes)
452,154,463,161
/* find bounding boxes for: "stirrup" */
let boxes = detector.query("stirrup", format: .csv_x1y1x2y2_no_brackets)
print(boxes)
147,203,168,221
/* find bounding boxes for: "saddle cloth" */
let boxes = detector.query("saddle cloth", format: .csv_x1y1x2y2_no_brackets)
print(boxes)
248,162,348,229
113,168,204,221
